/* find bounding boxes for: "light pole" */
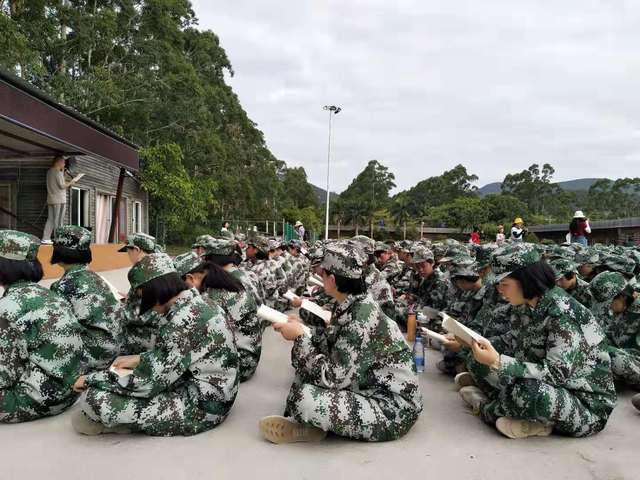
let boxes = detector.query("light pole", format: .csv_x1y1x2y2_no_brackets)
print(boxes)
323,105,341,240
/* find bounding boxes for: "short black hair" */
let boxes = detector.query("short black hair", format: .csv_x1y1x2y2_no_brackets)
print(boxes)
201,262,244,293
0,257,44,285
507,260,556,300
324,269,366,295
139,272,187,314
51,246,92,265
254,250,268,261
563,272,576,281
453,275,480,283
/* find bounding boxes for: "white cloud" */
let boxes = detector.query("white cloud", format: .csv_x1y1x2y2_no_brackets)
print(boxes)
190,0,640,193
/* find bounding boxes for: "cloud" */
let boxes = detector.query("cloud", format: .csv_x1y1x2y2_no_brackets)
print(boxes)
190,0,640,193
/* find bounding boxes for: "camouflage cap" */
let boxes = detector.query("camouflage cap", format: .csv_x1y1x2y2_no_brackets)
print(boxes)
549,258,578,279
432,243,448,258
128,253,177,290
374,241,390,253
574,248,600,266
0,229,40,261
118,233,163,253
351,235,376,255
53,225,91,251
288,239,302,249
308,244,325,265
601,253,636,277
398,240,413,252
192,234,216,249
173,251,203,277
203,238,236,257
321,241,367,279
492,243,542,281
473,244,496,269
590,271,627,303
411,245,434,264
248,236,269,254
450,254,478,278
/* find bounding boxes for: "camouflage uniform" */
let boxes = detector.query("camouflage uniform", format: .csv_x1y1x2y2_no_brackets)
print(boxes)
82,254,239,436
363,263,395,320
0,230,84,423
119,233,165,354
285,243,423,441
550,258,594,308
50,226,122,369
590,272,640,389
468,248,616,437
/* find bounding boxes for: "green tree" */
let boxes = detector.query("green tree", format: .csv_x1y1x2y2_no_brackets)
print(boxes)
479,194,530,225
501,163,562,216
281,167,319,209
390,193,411,239
586,178,640,219
425,196,487,232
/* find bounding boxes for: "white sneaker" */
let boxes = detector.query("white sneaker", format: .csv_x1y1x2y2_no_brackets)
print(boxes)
259,415,327,444
495,417,553,439
454,372,477,390
459,386,488,414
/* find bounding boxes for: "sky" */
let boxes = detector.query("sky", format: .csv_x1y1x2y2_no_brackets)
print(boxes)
190,0,640,194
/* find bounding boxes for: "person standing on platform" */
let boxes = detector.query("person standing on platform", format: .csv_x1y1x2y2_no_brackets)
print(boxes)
42,156,78,244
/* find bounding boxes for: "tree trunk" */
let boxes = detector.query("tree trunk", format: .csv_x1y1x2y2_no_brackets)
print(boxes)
355,222,359,235
337,220,341,239
370,220,373,239
403,221,407,240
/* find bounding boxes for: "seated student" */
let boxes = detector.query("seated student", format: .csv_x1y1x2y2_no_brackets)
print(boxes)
459,246,616,439
259,242,422,444
50,225,123,369
590,272,640,390
72,253,239,436
175,250,261,382
119,233,164,353
550,258,594,309
0,230,84,423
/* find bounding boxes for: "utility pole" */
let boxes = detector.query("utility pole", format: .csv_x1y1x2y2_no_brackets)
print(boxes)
323,105,341,240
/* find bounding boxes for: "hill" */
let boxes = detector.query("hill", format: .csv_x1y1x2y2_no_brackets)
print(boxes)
311,183,339,205
477,178,605,196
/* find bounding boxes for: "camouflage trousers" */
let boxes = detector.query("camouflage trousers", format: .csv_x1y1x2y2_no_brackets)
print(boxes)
284,378,420,442
238,346,261,383
82,385,231,436
467,358,608,437
1,385,78,423
609,347,640,389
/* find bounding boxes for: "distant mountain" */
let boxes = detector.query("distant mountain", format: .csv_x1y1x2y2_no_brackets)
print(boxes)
311,183,339,205
477,178,605,196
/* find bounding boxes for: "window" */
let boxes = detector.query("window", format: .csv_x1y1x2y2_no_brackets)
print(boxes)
70,187,89,227
0,182,16,229
133,201,142,233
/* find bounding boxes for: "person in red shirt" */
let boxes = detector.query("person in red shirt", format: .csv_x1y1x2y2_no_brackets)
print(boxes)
569,211,591,246
470,227,481,245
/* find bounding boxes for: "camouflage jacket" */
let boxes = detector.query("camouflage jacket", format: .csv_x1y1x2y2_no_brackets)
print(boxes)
415,270,451,312
567,277,594,309
390,265,415,294
606,298,640,350
50,264,123,369
238,262,265,306
285,253,309,294
253,259,288,307
0,281,84,419
494,287,616,418
379,257,404,283
364,264,395,319
86,288,239,428
120,288,164,354
206,266,261,382
291,292,423,417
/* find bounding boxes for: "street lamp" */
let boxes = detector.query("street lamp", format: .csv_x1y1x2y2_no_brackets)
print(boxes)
323,105,341,240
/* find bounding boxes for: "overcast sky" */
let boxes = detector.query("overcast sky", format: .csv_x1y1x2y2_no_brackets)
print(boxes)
191,0,640,194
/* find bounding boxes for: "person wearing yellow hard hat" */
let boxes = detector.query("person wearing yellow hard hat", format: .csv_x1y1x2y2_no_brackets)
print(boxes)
510,217,527,242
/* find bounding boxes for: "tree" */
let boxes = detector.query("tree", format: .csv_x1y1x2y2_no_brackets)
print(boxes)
479,194,530,225
281,167,318,210
501,164,562,216
397,164,478,216
390,193,411,240
586,178,640,219
424,197,487,232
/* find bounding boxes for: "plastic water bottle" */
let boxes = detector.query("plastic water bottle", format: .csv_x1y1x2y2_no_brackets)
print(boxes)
413,334,425,373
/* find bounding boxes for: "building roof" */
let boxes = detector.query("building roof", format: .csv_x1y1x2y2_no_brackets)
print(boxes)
0,67,139,170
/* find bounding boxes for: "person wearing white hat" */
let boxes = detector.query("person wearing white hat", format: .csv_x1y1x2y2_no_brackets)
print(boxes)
294,221,305,241
569,211,591,247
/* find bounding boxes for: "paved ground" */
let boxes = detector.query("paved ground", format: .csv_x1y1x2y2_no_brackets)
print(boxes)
2,269,638,480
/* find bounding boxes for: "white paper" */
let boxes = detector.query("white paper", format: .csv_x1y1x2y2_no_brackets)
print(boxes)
257,304,289,324
109,366,133,378
72,173,85,183
420,306,442,320
308,276,324,288
441,313,485,345
99,274,125,301
420,327,448,344
300,299,332,324
283,290,300,302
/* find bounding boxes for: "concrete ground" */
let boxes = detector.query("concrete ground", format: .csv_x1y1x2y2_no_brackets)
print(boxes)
2,269,638,480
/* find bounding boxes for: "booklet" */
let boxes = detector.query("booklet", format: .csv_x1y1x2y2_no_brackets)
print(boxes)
283,291,332,324
308,276,324,288
257,304,311,336
71,173,85,183
420,327,449,344
441,312,485,346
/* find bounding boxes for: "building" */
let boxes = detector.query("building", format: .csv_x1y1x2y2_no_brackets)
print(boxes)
0,68,148,276
530,218,640,245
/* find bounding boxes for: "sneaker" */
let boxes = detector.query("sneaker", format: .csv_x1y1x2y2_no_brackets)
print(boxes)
41,240,53,245
495,417,553,439
71,410,131,435
259,415,327,444
459,386,488,414
454,372,477,390
632,394,640,412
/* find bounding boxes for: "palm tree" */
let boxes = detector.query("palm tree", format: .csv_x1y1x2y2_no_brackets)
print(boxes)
390,194,411,240
345,200,367,236
331,197,347,239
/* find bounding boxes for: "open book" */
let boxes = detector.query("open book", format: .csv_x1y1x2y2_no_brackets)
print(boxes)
283,290,332,324
257,304,311,336
71,173,85,183
420,327,449,344
307,276,324,289
441,312,485,346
